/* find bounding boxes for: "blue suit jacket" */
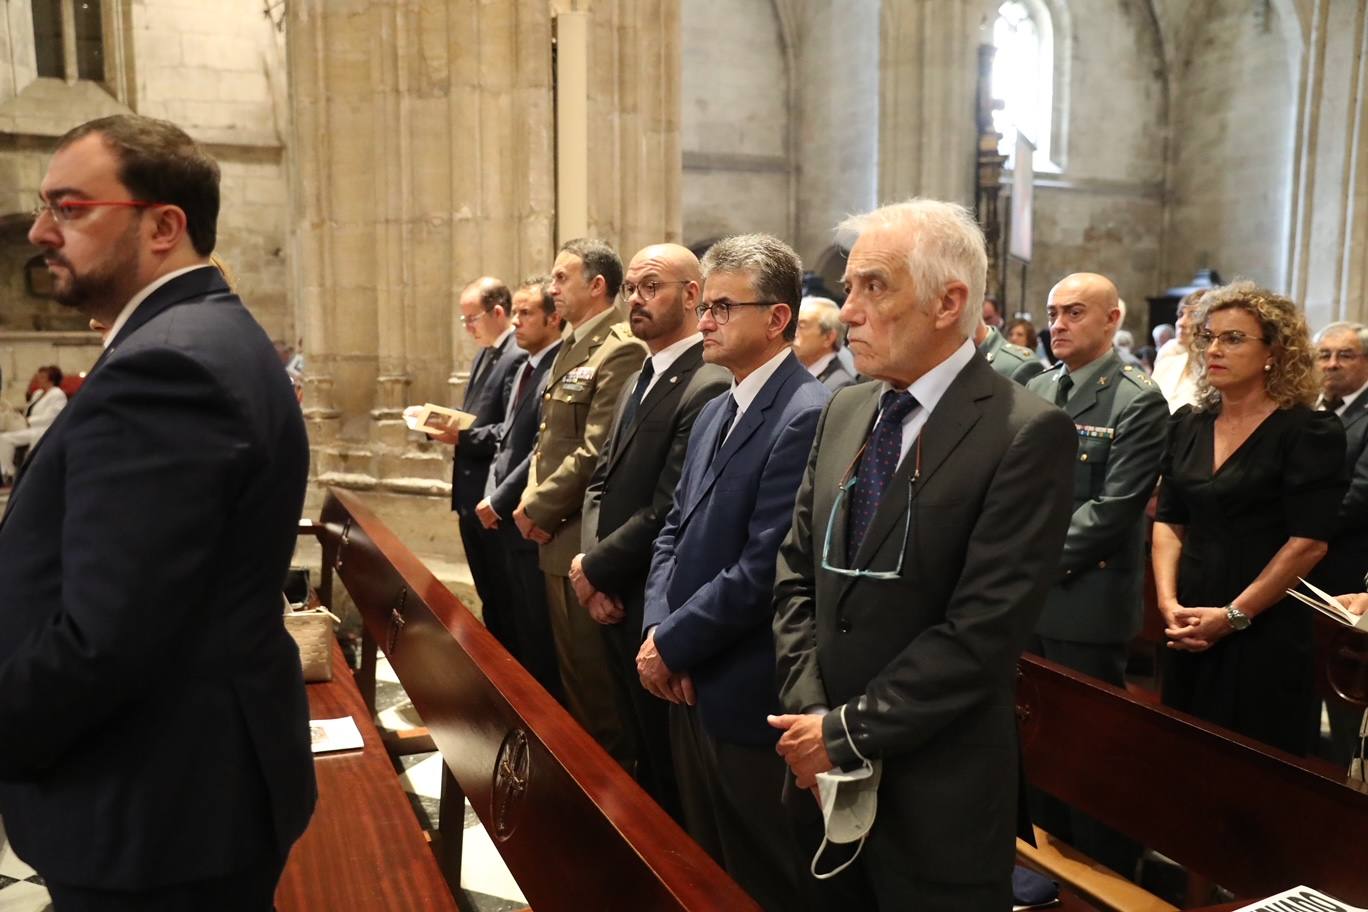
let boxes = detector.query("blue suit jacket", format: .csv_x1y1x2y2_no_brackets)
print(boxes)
0,267,314,889
453,332,526,515
486,343,562,539
644,351,829,746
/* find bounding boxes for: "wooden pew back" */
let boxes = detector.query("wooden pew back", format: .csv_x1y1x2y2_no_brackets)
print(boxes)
1017,654,1368,905
318,488,760,912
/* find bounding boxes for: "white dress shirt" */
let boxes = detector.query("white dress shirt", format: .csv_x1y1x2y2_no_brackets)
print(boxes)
641,333,703,399
720,346,793,443
805,351,837,379
879,336,977,468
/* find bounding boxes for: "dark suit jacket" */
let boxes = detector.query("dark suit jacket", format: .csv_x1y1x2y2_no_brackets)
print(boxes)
486,342,562,544
816,357,856,392
1316,391,1368,592
581,340,730,612
1026,353,1169,644
0,267,315,889
644,352,830,746
452,332,525,515
772,353,1075,884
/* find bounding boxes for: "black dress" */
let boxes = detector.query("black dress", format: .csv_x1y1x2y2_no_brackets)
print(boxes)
1156,403,1346,755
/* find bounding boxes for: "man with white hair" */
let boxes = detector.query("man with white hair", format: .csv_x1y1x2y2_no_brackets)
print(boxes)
793,297,856,391
770,199,1076,910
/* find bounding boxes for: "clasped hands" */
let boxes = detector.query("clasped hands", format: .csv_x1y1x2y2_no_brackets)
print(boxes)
511,505,552,544
634,628,696,706
1161,602,1234,652
568,554,624,625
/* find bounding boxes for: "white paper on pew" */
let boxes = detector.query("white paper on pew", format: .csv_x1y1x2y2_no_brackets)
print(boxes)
309,716,364,754
1233,885,1367,911
1286,578,1368,631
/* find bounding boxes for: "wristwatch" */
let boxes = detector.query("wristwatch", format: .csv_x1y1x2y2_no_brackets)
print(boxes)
1224,602,1251,631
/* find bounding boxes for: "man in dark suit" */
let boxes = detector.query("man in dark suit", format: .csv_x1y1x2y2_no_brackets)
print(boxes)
770,200,1075,911
794,297,856,391
639,234,830,911
572,243,730,810
474,277,564,697
1025,272,1167,877
1311,321,1368,762
440,276,524,650
0,115,313,909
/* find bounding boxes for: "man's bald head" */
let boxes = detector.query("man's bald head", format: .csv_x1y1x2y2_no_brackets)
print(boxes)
624,243,702,353
1045,272,1122,370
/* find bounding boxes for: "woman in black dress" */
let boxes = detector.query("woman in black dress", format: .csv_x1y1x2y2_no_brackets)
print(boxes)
1152,282,1345,755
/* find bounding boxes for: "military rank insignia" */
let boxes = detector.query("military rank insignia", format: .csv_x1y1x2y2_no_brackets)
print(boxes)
1075,424,1115,439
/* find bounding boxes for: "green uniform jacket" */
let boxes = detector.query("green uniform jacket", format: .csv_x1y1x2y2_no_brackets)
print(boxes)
979,326,1045,385
521,305,647,575
1026,351,1169,644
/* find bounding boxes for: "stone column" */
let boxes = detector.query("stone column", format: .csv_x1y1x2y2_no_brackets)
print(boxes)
878,0,991,206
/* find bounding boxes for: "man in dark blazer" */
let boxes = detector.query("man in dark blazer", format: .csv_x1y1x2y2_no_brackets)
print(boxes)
572,243,730,811
0,115,313,909
770,200,1075,911
1310,321,1368,762
442,276,524,650
639,234,830,911
1025,273,1167,876
794,297,856,391
474,277,564,698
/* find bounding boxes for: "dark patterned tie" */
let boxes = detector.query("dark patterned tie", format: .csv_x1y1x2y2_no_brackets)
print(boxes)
712,394,739,460
618,360,655,433
1054,372,1074,408
1324,394,1345,413
847,390,918,562
512,361,535,407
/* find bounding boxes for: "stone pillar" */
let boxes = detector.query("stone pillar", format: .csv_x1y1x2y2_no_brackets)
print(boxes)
878,0,990,207
1285,0,1368,327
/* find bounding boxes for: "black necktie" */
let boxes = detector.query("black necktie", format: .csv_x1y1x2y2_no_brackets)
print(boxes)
1054,373,1074,408
848,390,919,562
713,394,739,460
619,360,655,432
1324,394,1345,413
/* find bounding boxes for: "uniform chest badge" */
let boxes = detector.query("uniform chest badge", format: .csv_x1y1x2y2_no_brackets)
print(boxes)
1075,424,1115,439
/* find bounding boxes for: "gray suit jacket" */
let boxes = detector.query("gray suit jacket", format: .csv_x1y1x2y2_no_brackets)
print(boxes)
772,353,1075,884
1026,352,1169,643
1315,390,1368,591
816,357,856,392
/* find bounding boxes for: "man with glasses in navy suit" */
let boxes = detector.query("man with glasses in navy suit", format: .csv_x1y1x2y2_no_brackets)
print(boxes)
639,233,830,911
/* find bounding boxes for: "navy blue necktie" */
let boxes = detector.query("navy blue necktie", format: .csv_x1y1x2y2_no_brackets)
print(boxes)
848,390,918,561
712,394,739,460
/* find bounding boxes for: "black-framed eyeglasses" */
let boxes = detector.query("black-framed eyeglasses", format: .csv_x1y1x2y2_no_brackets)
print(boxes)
820,433,923,580
621,279,688,303
695,300,772,324
1193,329,1266,351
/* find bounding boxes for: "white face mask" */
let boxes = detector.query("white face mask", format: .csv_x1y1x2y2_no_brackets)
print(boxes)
810,704,882,880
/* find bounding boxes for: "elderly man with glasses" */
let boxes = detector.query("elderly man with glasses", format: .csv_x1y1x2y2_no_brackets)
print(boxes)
769,200,1075,911
638,233,829,910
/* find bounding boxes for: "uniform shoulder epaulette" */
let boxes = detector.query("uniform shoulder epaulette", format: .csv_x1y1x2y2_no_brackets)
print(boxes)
1004,342,1036,360
1119,363,1157,388
610,321,634,339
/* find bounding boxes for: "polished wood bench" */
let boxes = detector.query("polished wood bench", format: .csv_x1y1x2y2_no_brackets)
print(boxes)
276,641,458,911
1016,653,1368,911
313,488,760,912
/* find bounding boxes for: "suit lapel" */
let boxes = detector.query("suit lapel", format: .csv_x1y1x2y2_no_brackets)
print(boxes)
1342,395,1368,434
838,359,991,602
607,345,703,474
1064,352,1118,420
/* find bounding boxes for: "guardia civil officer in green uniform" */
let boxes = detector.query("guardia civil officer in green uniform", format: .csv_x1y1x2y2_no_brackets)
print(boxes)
1025,272,1168,876
976,318,1045,385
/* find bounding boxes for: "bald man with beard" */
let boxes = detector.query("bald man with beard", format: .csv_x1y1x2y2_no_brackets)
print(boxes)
572,244,731,812
1026,272,1168,876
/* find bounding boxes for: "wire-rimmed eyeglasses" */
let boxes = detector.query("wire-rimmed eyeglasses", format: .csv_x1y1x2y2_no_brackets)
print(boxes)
32,199,162,224
820,433,922,580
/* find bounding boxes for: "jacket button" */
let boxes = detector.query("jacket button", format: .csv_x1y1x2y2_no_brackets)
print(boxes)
1079,453,1088,462
540,422,546,430
838,618,851,633
1097,560,1107,569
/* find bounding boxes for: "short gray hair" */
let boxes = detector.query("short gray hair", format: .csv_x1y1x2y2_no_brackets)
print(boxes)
700,233,803,341
1313,321,1368,352
836,198,987,336
801,297,844,348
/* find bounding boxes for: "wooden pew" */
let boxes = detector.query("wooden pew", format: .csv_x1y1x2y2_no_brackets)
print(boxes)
276,641,458,911
1016,654,1368,910
315,487,761,912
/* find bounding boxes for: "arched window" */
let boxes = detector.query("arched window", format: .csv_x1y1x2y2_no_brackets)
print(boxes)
991,0,1055,171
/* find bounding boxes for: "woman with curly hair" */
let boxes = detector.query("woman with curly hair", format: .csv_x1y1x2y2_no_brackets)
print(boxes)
1151,281,1346,754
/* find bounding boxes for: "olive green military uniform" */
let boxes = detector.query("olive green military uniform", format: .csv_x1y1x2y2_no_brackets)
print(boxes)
521,304,647,766
1025,350,1167,876
979,326,1045,385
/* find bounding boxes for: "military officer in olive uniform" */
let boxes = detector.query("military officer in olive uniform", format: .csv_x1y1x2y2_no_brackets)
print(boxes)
976,318,1045,384
514,238,648,770
1026,271,1168,877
